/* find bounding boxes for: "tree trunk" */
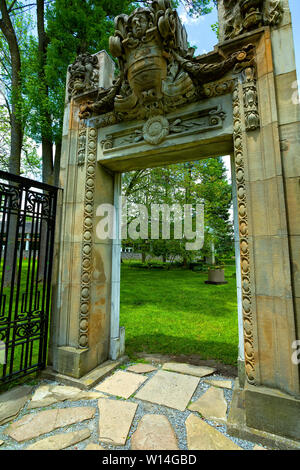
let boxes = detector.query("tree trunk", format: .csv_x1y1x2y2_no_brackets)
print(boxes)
0,0,23,175
37,0,54,186
0,1,23,286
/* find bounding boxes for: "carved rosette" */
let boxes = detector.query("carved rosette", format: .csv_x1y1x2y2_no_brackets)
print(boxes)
232,81,257,385
78,127,97,349
143,116,169,145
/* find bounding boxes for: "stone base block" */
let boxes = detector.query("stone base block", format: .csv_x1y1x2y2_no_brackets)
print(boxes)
227,380,300,450
244,382,300,441
40,356,128,390
52,343,109,379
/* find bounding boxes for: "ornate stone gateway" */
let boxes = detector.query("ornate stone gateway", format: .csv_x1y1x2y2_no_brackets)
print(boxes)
50,0,300,446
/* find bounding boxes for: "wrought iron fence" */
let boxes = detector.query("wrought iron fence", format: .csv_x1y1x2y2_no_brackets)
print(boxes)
0,171,59,385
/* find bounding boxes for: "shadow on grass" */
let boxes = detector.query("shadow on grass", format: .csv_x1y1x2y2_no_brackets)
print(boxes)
124,333,238,366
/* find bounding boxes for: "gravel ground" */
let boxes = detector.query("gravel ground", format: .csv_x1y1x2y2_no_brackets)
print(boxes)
0,361,266,451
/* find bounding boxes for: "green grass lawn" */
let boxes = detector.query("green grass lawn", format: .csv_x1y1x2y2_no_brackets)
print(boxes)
120,264,238,366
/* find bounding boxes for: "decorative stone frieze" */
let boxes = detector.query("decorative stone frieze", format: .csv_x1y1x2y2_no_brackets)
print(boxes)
220,0,283,41
78,127,97,349
78,1,253,126
232,80,256,385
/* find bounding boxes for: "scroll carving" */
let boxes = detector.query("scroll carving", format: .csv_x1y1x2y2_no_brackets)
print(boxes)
233,80,257,385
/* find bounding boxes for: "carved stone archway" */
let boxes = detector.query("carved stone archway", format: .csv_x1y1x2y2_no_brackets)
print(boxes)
49,0,300,447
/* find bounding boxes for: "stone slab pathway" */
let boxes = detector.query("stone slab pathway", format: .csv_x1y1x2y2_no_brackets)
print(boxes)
188,386,228,422
162,362,216,378
26,428,91,450
186,414,242,450
5,407,95,442
135,370,200,411
98,398,137,446
0,360,272,451
127,363,157,374
131,414,179,450
95,370,147,399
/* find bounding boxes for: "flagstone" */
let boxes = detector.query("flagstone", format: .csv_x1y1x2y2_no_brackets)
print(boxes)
0,385,33,426
28,384,105,409
188,387,227,422
131,414,179,450
135,370,200,411
185,414,242,450
94,370,147,399
162,362,215,378
26,428,91,450
203,379,233,390
253,445,267,450
127,363,157,374
5,407,95,442
85,443,105,450
98,398,138,446
0,440,4,446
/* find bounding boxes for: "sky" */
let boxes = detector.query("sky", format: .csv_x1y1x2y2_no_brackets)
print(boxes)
179,0,300,184
180,0,300,78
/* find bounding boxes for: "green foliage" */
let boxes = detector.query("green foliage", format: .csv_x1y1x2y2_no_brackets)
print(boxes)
123,158,234,265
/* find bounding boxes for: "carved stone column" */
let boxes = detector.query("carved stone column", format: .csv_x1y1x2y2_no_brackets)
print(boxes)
49,51,119,379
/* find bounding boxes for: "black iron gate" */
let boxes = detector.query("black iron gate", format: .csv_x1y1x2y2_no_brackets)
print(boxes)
0,171,58,385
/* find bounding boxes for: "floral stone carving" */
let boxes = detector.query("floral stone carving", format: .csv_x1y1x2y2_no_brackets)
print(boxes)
78,0,254,128
221,0,283,41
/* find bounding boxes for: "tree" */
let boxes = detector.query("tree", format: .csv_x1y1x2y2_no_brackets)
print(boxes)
0,0,23,174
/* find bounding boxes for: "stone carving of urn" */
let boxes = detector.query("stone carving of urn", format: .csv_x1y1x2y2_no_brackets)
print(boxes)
126,37,168,103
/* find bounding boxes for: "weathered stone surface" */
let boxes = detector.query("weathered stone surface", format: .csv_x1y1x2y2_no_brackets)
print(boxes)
95,370,147,399
28,384,105,409
131,414,178,450
204,379,232,390
98,398,137,446
162,362,215,378
85,443,105,450
26,428,91,450
127,363,157,374
186,414,242,450
5,407,95,442
0,385,33,426
188,387,227,422
135,370,199,411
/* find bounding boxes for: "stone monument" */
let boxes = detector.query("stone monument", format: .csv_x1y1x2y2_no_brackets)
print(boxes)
49,0,300,446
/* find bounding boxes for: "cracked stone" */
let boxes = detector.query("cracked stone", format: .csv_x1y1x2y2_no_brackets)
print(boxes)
26,428,91,450
5,407,95,442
